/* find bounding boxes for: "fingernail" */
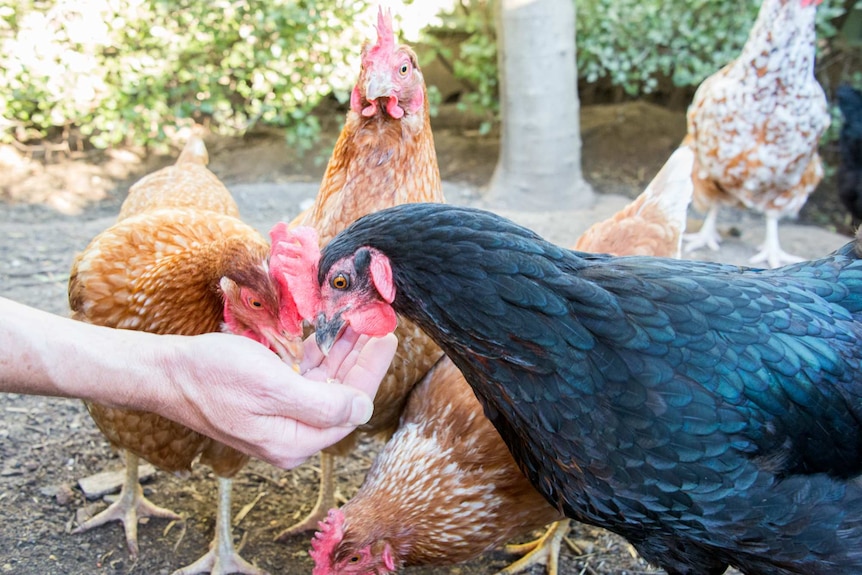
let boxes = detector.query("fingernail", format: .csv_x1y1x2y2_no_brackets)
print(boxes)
349,395,374,426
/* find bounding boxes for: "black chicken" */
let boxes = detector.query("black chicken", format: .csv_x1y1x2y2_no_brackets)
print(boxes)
838,84,862,225
300,202,862,575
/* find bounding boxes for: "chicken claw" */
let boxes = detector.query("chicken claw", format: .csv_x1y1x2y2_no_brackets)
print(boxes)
72,452,180,558
497,520,571,575
748,213,804,268
683,205,721,253
274,452,336,541
171,477,268,575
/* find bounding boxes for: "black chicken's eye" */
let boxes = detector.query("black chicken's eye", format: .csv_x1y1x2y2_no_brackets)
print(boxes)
399,62,409,76
331,274,350,290
349,555,360,563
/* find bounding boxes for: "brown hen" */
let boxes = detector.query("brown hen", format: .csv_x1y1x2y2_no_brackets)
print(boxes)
308,147,695,575
69,133,302,575
682,0,829,268
270,7,444,540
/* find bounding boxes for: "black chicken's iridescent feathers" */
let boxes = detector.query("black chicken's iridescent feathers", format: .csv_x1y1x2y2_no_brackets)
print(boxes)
321,203,862,574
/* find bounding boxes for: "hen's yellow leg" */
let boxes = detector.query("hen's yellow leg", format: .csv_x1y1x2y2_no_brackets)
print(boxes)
274,452,336,541
497,519,572,575
72,451,181,557
171,476,267,575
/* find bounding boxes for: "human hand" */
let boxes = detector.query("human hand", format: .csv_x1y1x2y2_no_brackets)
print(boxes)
160,328,397,469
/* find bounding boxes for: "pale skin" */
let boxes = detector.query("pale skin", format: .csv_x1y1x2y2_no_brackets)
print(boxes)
0,296,397,470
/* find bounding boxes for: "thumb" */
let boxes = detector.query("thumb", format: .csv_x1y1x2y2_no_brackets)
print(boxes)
274,377,376,428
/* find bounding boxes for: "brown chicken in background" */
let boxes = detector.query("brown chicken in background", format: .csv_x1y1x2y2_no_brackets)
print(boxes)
575,146,693,258
269,7,445,540
290,8,441,245
69,132,302,575
682,0,829,268
308,147,694,575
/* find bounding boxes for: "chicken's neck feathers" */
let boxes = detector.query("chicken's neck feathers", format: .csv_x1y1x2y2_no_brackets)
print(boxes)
310,102,442,244
735,0,818,93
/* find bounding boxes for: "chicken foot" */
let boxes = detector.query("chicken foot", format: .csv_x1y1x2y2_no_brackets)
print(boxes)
72,451,181,557
682,204,722,254
496,519,571,575
749,213,804,268
275,451,336,540
171,476,267,575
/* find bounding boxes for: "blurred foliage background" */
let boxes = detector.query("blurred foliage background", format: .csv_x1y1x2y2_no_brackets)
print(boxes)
1,0,860,151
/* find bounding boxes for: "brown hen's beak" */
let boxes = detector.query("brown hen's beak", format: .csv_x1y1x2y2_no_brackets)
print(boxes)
365,71,395,101
268,331,305,370
314,310,347,357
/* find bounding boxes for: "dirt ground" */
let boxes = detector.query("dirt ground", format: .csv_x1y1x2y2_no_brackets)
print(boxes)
0,102,853,575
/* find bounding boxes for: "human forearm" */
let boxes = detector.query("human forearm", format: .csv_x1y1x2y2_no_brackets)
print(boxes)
0,296,397,468
0,296,169,408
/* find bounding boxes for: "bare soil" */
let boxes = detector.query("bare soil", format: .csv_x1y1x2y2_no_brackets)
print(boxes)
0,102,851,575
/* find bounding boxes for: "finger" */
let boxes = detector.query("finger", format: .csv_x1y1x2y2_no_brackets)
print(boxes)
258,422,361,469
265,376,373,428
299,332,324,373
299,326,361,377
338,333,398,398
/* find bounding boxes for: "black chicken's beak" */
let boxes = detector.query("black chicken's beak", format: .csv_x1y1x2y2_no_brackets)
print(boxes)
314,310,347,356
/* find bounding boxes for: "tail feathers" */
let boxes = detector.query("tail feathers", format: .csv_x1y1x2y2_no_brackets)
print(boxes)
639,146,694,240
625,146,694,258
574,146,694,258
176,130,209,166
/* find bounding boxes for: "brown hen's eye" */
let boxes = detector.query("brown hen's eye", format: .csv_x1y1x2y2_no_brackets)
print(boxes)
349,555,360,563
332,274,350,290
399,62,409,76
249,298,262,308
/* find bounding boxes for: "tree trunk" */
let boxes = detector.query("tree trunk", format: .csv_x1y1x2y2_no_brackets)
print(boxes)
487,0,593,211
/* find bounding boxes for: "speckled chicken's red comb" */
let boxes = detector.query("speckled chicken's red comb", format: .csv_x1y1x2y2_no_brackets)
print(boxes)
309,508,345,574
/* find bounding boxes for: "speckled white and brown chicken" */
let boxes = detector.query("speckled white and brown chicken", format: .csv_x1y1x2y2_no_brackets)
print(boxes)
267,7,445,541
683,0,829,268
68,133,303,575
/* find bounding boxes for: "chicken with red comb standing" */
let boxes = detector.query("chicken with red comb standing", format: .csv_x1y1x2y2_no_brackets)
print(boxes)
268,5,445,540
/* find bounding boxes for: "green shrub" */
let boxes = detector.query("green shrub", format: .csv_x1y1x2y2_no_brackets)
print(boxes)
0,0,370,150
1,0,856,150
423,0,854,121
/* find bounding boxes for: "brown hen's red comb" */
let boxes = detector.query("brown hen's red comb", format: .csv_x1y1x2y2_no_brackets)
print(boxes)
374,6,395,52
269,224,321,322
309,508,345,573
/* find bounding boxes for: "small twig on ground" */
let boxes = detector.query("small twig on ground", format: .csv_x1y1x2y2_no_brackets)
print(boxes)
166,518,188,553
234,491,267,526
